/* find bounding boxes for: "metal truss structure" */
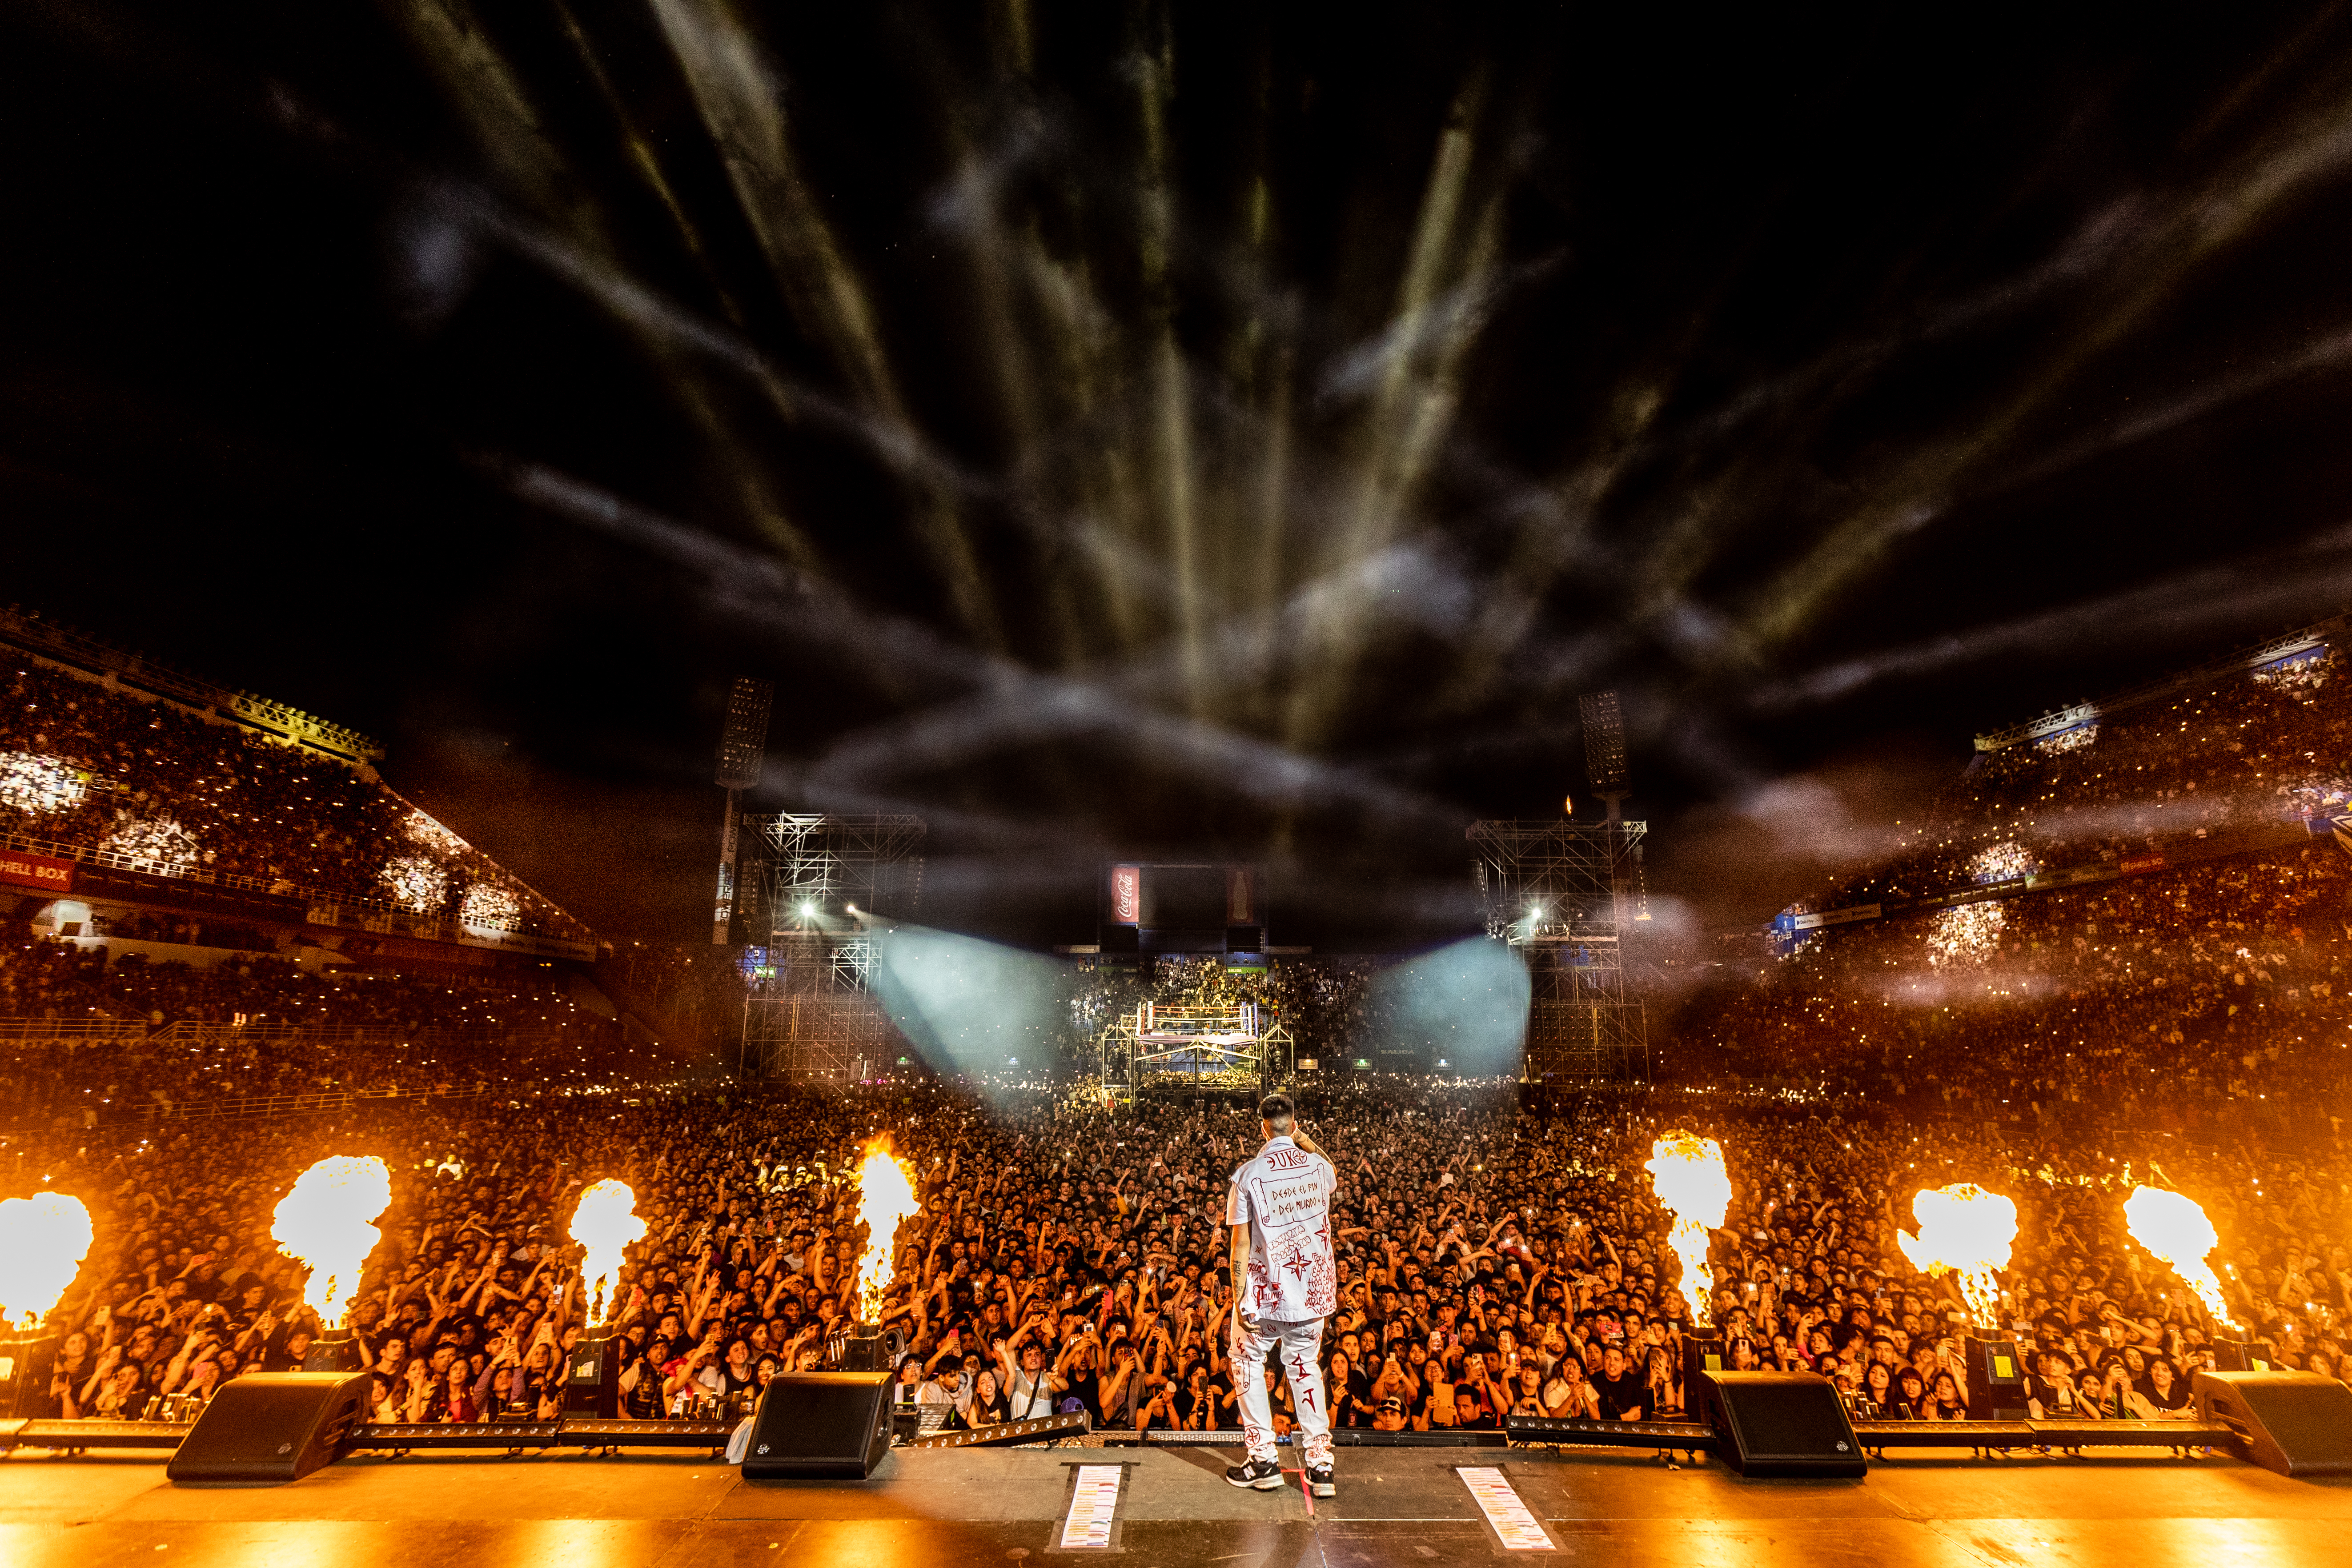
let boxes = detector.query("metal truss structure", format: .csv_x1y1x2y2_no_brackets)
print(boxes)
1469,818,1650,1083
1098,998,1284,1097
738,814,924,1079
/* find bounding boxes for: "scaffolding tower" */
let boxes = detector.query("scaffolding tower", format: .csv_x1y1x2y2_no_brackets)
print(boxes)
738,814,924,1079
1469,818,1649,1082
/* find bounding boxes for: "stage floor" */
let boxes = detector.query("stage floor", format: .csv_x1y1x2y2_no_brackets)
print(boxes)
3,1441,2350,1566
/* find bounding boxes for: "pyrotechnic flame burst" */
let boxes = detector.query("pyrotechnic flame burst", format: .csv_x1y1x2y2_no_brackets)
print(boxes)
1897,1183,2017,1326
0,1192,94,1331
2124,1185,2241,1333
570,1179,647,1325
852,1138,922,1324
1646,1131,1732,1326
272,1156,392,1327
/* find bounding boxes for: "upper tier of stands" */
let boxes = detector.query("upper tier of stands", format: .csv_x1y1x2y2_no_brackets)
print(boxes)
0,612,589,945
1816,636,2350,913
1674,617,2352,1146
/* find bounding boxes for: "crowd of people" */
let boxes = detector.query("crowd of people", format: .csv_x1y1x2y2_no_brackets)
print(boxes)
1,657,584,939
1674,838,2352,1141
4,630,2350,1443
5,1069,2340,1438
1666,634,2352,1165
0,934,701,1129
1821,645,2350,914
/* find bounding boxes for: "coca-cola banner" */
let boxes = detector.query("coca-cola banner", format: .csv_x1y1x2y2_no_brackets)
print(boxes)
1226,866,1253,923
1111,865,1140,924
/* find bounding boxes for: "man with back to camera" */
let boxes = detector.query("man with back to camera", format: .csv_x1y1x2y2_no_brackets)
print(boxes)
1224,1093,1340,1495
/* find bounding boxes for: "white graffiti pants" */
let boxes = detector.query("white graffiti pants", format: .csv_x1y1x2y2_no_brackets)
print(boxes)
1232,1314,1330,1467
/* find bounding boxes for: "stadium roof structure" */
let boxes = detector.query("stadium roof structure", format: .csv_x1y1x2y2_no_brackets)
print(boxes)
0,605,382,764
1975,612,2348,754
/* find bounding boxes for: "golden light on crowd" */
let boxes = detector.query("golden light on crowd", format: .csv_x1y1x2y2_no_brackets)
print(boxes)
852,1138,923,1325
1646,1131,1732,1327
0,1192,94,1331
570,1179,647,1325
272,1156,392,1327
1896,1183,2017,1326
2123,1184,2242,1333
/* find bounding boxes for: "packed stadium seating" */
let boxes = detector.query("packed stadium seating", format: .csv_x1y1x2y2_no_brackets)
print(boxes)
1667,634,2352,1154
2,655,584,940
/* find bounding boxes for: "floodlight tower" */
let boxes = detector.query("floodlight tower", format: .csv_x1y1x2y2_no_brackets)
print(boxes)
712,676,774,945
1465,689,1650,1083
1578,692,1630,824
738,814,925,1078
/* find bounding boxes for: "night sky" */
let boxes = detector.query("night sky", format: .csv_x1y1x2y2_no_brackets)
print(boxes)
10,0,2352,951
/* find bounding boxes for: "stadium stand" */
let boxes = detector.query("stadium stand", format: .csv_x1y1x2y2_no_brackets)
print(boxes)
1674,620,2352,1143
1,610,591,959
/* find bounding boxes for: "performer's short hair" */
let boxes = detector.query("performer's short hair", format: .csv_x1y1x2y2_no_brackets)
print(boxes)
1258,1093,1295,1129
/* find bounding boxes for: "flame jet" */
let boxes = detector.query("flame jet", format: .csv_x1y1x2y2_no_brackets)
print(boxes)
570,1179,649,1326
852,1138,923,1325
1646,1132,1733,1326
272,1156,393,1328
1897,1183,2018,1326
0,1192,94,1330
2124,1185,2242,1332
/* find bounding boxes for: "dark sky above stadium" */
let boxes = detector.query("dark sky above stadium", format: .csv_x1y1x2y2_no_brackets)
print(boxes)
11,1,2352,950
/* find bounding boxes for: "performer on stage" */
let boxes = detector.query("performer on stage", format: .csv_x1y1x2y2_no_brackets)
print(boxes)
1224,1092,1339,1496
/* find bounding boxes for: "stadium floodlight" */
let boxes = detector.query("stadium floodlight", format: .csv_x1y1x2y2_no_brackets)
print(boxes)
715,678,774,791
1578,691,1629,795
712,676,775,946
800,902,817,918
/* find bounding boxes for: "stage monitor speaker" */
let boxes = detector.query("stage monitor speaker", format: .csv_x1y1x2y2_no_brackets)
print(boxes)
1963,1334,2029,1420
740,1371,893,1480
562,1334,624,1418
0,1335,58,1421
1681,1336,1726,1427
2194,1369,2352,1478
1698,1371,1865,1478
166,1371,370,1484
